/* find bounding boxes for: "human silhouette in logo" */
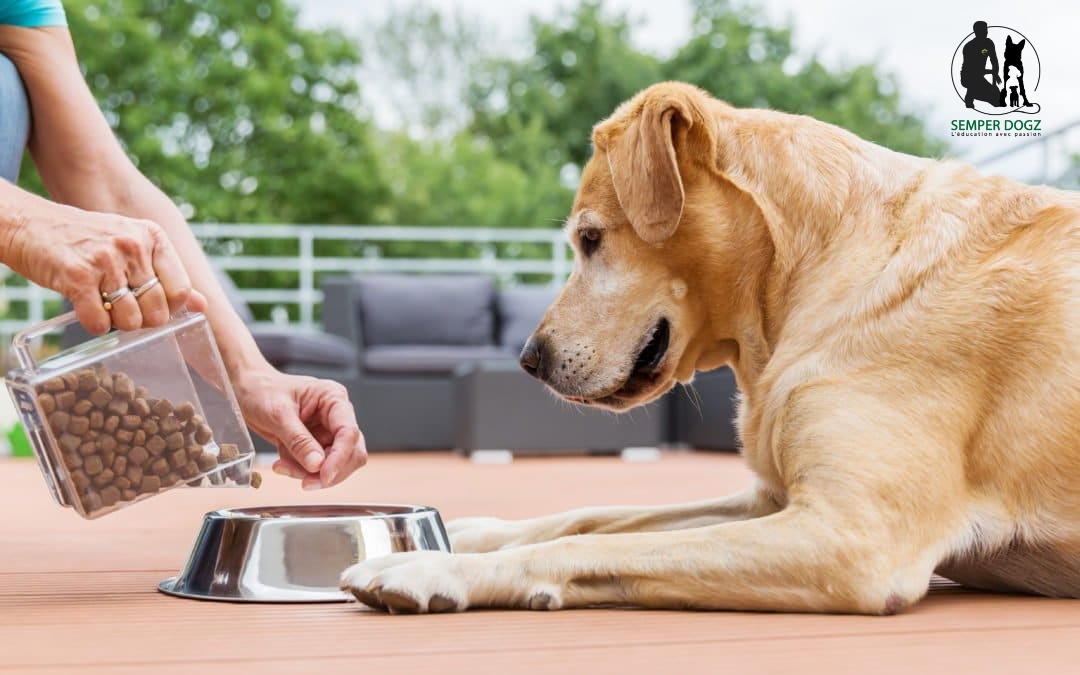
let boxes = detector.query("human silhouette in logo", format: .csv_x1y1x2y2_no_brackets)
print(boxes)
1009,85,1019,107
961,21,1001,108
998,35,1034,107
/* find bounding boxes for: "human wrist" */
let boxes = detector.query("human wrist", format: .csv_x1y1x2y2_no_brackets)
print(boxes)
218,331,274,384
0,180,34,267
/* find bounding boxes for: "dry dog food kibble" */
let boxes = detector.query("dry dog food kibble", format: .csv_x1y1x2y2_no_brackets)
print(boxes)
36,366,250,516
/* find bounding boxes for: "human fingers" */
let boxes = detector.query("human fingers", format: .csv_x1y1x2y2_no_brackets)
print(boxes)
146,223,193,314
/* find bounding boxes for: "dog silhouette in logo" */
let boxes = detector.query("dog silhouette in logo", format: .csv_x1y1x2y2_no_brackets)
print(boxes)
1009,85,1019,107
998,35,1034,107
961,21,1001,108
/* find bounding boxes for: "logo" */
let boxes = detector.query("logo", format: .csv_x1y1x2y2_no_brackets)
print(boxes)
950,22,1040,116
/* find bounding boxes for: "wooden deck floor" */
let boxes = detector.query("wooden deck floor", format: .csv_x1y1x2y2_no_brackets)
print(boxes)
2,451,1078,674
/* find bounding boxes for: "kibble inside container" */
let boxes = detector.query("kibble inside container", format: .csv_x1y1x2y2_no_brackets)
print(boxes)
5,311,256,519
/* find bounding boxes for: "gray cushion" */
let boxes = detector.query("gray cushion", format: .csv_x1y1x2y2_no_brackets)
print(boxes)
355,274,496,347
364,345,514,374
497,286,557,351
251,328,358,369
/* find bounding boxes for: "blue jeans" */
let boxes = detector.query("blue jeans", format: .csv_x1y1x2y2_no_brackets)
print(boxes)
0,52,30,182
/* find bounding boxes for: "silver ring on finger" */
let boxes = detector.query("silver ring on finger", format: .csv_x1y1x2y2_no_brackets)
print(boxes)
101,286,132,312
130,276,161,299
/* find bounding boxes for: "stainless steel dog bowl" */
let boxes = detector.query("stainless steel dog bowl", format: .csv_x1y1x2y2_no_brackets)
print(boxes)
158,504,451,602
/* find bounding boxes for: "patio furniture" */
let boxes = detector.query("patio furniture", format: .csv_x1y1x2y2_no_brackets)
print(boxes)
321,274,686,452
321,274,507,451
56,270,742,454
454,359,668,454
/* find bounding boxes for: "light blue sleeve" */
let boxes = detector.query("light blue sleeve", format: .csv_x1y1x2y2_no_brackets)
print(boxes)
0,0,68,28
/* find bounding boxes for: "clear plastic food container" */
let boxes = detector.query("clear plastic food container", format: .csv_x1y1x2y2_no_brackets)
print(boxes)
4,311,255,519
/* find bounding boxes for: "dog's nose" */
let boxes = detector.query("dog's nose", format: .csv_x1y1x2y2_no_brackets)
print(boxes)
519,336,548,380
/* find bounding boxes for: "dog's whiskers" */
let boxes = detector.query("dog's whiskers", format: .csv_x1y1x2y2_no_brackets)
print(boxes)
683,383,704,420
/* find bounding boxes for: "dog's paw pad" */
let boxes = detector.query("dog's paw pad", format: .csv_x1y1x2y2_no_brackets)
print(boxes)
528,590,561,610
348,587,384,610
376,588,423,614
428,593,462,613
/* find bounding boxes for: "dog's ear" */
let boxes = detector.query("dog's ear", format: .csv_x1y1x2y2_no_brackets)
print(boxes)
596,93,694,244
1006,35,1014,45
1018,38,1026,49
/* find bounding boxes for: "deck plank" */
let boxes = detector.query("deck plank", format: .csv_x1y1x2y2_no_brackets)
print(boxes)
1,453,1077,673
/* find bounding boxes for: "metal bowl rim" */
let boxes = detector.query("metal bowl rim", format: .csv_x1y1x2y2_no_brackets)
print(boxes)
207,503,442,523
157,576,350,603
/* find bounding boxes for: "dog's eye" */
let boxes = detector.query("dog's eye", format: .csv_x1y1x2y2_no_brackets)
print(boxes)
580,228,601,256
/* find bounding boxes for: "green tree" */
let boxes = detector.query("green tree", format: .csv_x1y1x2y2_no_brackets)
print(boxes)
372,131,570,230
15,0,393,320
361,2,484,139
22,0,387,226
468,3,664,171
362,4,574,233
465,0,946,206
668,0,944,157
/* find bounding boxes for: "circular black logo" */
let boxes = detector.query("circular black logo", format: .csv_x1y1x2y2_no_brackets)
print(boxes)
951,23,1040,115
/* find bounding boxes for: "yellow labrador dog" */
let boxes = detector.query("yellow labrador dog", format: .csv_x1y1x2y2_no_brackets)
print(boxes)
342,82,1080,614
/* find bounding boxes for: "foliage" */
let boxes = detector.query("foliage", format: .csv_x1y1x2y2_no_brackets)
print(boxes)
57,0,388,225
14,0,394,316
466,0,945,191
8,0,949,321
361,2,483,139
372,130,572,231
18,0,947,232
669,0,945,157
467,2,664,171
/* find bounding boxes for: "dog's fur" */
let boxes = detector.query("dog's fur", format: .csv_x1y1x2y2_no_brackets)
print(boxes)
342,82,1080,614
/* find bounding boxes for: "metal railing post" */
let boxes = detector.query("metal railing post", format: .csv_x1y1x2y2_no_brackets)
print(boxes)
0,224,579,333
27,283,43,326
299,229,315,330
971,117,1080,186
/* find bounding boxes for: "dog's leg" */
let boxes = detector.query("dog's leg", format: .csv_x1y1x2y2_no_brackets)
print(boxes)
343,389,965,614
342,503,939,615
1017,73,1033,106
447,485,780,552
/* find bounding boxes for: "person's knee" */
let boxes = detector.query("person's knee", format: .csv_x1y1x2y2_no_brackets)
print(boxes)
0,53,31,183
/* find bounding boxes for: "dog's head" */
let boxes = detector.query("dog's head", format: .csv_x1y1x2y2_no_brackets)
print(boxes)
520,83,754,411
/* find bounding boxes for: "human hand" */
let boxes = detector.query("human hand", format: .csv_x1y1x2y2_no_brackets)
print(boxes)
6,201,206,334
233,366,367,489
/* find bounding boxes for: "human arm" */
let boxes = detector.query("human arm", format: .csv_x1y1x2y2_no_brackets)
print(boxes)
0,26,366,487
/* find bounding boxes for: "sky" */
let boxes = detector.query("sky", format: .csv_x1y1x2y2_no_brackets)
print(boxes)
294,0,1080,184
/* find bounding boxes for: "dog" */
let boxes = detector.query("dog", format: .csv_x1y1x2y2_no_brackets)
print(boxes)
342,82,1080,614
1009,85,1019,107
998,34,1033,108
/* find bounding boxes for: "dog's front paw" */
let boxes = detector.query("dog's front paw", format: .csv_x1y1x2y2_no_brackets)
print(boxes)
340,551,468,614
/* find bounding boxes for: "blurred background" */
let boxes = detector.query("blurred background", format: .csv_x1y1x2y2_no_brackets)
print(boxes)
5,0,1080,326
2,0,1078,455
